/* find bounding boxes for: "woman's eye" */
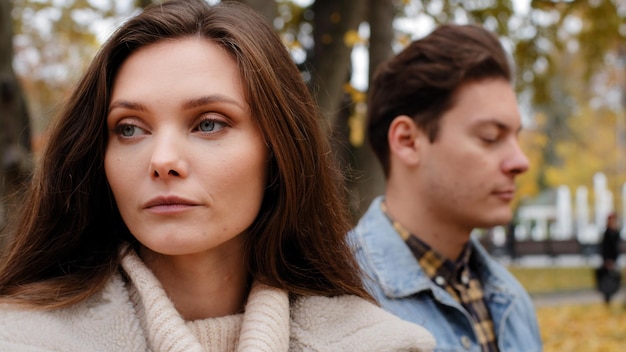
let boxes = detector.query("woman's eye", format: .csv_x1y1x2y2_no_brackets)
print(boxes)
115,124,146,137
121,125,137,136
197,118,226,133
199,120,216,132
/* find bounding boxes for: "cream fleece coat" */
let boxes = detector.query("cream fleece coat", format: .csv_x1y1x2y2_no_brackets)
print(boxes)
0,251,435,351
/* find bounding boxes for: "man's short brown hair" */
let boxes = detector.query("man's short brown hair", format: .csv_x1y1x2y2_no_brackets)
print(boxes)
367,24,512,177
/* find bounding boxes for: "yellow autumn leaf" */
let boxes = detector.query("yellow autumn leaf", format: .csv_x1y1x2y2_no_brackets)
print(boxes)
343,83,366,103
537,303,626,351
344,29,364,47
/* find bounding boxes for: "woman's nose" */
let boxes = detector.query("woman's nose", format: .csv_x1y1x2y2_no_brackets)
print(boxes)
149,135,189,179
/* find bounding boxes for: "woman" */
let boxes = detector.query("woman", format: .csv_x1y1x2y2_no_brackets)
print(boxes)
0,1,434,351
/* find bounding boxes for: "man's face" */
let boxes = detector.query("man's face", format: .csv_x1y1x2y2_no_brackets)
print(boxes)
416,78,529,229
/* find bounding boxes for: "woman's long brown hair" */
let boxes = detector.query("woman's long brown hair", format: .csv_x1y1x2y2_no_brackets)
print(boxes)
0,0,370,308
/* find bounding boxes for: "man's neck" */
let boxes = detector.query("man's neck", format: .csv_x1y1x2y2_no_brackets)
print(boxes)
384,191,472,260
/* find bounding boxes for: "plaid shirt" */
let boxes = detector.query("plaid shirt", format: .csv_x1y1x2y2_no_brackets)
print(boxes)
381,202,499,352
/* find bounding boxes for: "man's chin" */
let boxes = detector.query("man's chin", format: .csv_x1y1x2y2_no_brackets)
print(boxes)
478,210,513,228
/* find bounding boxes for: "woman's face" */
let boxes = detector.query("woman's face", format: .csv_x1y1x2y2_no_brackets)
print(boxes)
105,37,267,257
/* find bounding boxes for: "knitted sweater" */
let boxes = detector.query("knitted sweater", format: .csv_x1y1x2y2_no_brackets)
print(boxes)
0,251,435,351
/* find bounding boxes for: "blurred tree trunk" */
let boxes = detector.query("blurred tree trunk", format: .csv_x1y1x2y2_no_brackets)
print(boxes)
367,0,394,83
348,0,394,217
237,0,276,24
307,0,370,217
0,0,31,234
310,0,366,127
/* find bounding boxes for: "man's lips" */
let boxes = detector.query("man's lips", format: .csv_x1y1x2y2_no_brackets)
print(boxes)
493,189,515,201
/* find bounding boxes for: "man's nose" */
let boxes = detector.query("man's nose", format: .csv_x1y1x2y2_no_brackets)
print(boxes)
503,139,529,176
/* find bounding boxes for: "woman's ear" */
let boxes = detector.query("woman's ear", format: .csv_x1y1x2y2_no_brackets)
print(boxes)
388,115,425,167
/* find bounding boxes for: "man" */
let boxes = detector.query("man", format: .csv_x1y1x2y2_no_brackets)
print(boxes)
349,24,542,351
600,212,621,270
597,212,622,304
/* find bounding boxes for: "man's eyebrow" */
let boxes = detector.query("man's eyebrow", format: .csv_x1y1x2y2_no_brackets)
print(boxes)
108,100,149,112
475,118,523,133
181,95,245,110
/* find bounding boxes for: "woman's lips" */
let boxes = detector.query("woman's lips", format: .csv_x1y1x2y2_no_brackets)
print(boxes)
143,195,200,214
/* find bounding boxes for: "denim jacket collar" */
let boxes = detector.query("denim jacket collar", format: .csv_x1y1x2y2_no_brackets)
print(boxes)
356,197,516,301
351,197,543,351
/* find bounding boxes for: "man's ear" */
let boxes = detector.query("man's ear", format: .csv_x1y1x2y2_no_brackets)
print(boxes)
388,115,425,166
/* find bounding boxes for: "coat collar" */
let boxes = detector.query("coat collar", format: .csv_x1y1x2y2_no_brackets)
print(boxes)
121,250,290,352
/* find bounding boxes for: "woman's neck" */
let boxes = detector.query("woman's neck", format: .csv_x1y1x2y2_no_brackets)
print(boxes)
139,243,250,321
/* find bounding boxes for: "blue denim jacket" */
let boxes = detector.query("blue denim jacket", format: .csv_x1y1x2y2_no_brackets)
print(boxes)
349,197,543,352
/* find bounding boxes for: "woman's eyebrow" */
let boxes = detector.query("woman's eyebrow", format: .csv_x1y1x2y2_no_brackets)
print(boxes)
108,100,149,112
181,95,245,110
